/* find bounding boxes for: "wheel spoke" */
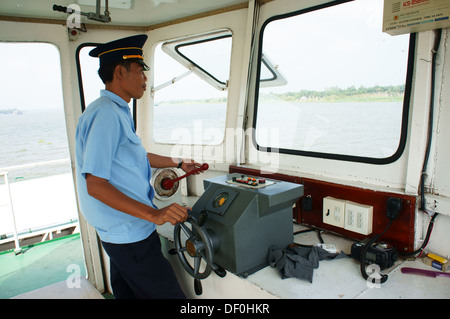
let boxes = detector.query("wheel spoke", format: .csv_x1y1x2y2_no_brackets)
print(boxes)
199,249,208,263
194,256,202,275
180,223,194,238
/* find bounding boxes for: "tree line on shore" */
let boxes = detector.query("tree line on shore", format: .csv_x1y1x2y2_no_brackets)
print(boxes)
261,84,405,102
157,84,405,105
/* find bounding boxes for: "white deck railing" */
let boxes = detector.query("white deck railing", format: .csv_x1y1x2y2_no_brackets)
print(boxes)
0,158,74,254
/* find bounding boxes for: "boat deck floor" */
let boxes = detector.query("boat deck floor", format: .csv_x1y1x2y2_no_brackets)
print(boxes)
2,226,449,299
0,233,103,299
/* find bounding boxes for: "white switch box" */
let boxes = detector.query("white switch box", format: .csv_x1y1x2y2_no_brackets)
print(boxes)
323,197,346,228
344,201,373,235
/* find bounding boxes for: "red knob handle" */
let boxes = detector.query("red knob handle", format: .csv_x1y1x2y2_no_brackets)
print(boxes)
161,163,209,190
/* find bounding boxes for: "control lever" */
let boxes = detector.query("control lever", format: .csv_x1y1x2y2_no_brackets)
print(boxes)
161,163,209,190
168,210,195,256
194,279,202,296
197,210,208,227
213,265,227,278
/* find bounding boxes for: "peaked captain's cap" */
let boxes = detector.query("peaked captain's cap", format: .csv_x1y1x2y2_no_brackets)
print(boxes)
89,34,149,71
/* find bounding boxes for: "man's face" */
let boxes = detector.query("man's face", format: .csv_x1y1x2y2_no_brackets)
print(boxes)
121,62,147,101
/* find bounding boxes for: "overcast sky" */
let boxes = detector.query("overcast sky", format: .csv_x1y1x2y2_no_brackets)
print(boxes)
0,0,409,110
0,42,63,110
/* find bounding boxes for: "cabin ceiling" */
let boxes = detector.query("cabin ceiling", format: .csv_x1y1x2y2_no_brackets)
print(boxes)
0,0,250,27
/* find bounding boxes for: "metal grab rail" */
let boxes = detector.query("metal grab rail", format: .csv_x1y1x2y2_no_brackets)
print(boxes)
0,158,70,173
0,172,21,254
0,158,71,255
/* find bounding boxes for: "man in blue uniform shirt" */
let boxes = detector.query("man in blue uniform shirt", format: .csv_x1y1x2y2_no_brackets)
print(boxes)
75,34,199,298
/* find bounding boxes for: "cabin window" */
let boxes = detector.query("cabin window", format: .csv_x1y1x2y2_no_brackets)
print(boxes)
0,43,70,179
152,30,232,145
77,45,105,110
254,0,414,164
0,43,81,268
77,44,135,119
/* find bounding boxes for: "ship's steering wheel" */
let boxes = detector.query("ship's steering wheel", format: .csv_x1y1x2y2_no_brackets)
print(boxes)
172,210,226,295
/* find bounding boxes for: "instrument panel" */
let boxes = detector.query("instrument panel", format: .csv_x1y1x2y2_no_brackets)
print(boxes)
226,175,275,189
205,187,239,215
204,175,278,216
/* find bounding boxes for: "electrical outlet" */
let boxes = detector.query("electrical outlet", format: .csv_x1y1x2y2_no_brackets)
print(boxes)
344,201,373,235
323,197,346,228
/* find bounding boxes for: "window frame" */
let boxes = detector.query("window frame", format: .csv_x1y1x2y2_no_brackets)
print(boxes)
174,34,232,87
75,42,99,113
151,30,236,146
252,0,416,165
76,43,137,129
159,29,286,93
160,29,233,91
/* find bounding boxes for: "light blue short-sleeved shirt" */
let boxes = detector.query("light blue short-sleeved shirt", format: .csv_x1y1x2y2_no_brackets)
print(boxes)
75,90,156,244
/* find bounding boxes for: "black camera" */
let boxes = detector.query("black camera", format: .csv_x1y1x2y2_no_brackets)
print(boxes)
351,240,398,270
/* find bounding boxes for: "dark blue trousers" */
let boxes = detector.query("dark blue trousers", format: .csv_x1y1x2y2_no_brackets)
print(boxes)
101,231,186,299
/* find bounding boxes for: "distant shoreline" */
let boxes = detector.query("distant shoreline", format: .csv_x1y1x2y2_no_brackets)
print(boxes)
157,84,405,105
260,84,405,103
0,108,22,115
259,93,404,103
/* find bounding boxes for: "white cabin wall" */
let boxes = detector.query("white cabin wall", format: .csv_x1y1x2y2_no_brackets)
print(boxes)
246,0,416,193
2,0,448,291
0,20,108,290
403,28,450,258
141,7,250,196
428,28,450,199
246,1,450,258
419,28,450,257
404,31,438,197
136,0,450,258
